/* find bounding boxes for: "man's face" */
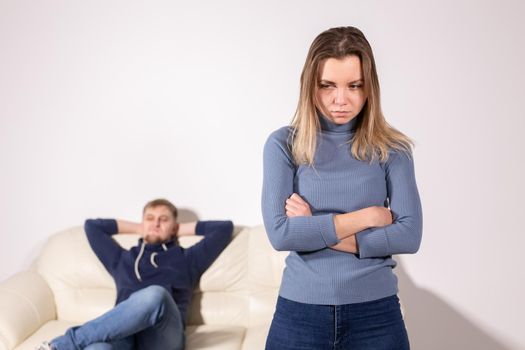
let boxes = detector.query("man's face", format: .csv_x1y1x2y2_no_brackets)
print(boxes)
141,205,179,244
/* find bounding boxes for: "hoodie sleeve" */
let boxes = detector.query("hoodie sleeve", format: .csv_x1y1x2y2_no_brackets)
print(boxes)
85,218,125,274
185,220,233,281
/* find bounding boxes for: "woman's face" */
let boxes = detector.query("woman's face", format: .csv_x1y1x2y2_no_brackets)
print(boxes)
315,55,367,125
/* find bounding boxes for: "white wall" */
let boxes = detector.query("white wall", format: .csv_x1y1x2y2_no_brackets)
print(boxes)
1,0,523,348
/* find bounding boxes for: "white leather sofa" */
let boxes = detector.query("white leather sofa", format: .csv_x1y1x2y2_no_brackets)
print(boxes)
0,225,287,350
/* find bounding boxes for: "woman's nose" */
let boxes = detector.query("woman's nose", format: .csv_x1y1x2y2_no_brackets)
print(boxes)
333,88,347,105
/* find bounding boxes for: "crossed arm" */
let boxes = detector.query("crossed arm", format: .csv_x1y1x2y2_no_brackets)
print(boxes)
285,193,393,254
263,130,422,257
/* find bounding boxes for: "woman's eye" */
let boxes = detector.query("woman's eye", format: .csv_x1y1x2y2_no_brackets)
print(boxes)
349,84,363,89
319,83,332,89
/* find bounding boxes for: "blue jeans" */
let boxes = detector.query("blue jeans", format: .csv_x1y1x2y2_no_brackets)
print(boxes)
266,295,409,350
51,285,185,350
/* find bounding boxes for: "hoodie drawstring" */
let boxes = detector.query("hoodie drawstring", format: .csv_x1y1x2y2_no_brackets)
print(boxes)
134,241,146,281
135,241,169,281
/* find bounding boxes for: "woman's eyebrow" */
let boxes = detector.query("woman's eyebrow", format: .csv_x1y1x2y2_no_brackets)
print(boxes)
319,79,364,84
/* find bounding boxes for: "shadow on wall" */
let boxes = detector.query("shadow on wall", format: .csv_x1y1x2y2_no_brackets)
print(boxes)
178,209,244,236
178,209,200,223
396,259,510,350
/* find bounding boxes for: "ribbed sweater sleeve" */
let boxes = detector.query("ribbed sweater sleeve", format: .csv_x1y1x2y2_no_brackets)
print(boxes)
261,128,340,252
356,151,423,258
84,218,124,274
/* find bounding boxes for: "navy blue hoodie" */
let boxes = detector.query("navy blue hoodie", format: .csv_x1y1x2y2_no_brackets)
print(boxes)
84,219,233,325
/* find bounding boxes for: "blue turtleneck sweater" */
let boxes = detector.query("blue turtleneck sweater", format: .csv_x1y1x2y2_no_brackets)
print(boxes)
84,219,233,324
261,114,422,305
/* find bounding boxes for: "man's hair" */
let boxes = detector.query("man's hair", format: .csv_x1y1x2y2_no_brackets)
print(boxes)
142,198,178,219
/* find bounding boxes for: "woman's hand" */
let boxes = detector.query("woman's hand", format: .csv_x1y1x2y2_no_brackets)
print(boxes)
331,235,358,254
285,193,358,254
363,206,393,227
285,193,312,217
334,206,393,240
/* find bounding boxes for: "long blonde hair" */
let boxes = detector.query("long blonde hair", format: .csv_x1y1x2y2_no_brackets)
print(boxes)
291,26,413,165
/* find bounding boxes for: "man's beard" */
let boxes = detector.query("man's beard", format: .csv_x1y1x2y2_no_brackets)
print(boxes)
144,234,164,244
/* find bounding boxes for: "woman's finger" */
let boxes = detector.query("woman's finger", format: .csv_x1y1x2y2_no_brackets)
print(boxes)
290,193,306,203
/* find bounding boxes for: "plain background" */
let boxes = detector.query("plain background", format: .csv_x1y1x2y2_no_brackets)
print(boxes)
1,0,524,349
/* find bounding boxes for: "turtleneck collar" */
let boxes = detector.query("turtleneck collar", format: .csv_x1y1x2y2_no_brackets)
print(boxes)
318,110,359,134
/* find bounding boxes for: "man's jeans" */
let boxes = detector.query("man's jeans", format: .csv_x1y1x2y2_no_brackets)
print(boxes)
266,294,410,350
51,285,185,350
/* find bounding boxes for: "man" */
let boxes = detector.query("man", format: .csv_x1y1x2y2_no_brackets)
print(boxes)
36,198,233,350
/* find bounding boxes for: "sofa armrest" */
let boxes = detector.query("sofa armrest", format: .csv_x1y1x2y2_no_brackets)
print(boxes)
0,270,56,350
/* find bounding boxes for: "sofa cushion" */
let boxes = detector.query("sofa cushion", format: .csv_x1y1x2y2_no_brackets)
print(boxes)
246,225,286,327
241,324,271,350
13,320,77,350
186,325,245,350
0,271,55,350
32,227,116,323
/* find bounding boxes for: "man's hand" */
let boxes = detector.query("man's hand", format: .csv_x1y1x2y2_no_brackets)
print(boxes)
285,193,312,217
177,222,197,237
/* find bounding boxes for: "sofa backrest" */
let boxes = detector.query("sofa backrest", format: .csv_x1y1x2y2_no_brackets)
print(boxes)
32,224,287,328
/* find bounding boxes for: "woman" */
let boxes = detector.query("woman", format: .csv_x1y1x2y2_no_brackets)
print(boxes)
261,26,422,349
